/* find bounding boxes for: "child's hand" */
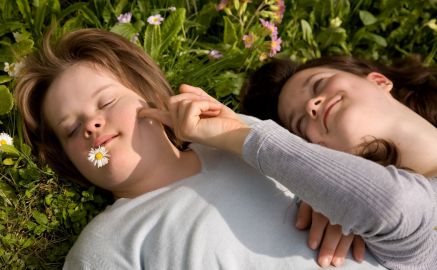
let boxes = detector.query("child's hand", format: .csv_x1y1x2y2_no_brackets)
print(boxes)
296,201,365,267
138,84,250,155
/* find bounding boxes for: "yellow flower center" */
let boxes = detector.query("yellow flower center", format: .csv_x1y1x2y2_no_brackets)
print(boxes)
95,152,104,160
0,139,6,145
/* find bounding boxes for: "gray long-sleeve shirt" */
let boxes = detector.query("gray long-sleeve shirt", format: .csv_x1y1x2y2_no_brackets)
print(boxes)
243,120,437,270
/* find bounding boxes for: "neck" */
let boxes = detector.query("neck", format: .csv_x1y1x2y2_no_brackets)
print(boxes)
387,102,437,177
113,144,201,198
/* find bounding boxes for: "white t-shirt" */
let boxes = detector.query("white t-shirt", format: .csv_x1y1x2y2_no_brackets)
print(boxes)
63,143,385,269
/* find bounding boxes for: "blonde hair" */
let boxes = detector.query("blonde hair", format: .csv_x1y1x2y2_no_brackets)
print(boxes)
14,28,180,186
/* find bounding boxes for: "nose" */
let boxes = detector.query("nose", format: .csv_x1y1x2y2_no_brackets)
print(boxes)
83,115,105,138
305,96,324,119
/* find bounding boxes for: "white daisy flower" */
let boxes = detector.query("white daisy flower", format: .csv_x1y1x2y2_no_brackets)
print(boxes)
88,146,110,168
147,14,164,25
0,132,13,151
4,61,24,77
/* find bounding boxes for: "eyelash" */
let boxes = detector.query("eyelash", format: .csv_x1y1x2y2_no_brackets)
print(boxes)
67,124,80,138
313,78,323,95
101,99,115,109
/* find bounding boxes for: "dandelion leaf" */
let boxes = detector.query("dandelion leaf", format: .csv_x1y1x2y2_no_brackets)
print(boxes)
0,85,13,115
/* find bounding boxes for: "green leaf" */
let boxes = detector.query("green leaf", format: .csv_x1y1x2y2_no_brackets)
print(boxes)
223,16,238,45
114,0,128,16
0,181,17,202
0,85,13,115
143,24,161,60
0,76,13,84
16,0,32,27
2,158,15,166
300,19,314,43
20,143,32,156
160,8,185,54
0,22,23,37
110,23,138,41
10,38,34,59
365,32,387,47
32,210,48,225
79,5,102,28
0,145,19,156
359,10,378,26
33,0,48,37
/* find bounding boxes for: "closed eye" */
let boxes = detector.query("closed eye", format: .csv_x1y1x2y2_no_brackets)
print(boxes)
67,123,80,138
313,78,323,95
101,99,115,109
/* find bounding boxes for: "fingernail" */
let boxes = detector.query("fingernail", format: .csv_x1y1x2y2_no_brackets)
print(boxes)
320,256,331,268
333,257,344,266
295,220,303,228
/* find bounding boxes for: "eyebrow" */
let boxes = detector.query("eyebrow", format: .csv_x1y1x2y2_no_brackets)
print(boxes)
56,84,115,127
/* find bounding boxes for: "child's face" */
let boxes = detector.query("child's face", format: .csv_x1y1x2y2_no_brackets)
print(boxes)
43,62,172,194
278,67,393,153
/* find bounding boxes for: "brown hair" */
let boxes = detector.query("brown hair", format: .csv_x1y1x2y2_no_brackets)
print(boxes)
241,56,437,166
14,28,181,186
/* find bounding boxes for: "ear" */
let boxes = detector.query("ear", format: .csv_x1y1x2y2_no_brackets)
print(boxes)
366,72,393,92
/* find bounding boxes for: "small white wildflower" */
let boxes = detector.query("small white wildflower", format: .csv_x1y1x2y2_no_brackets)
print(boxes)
88,146,110,168
4,61,24,77
168,6,176,12
147,14,164,25
0,132,13,152
208,50,223,60
117,12,132,23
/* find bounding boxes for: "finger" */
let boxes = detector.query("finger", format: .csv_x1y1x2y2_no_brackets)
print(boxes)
173,99,222,139
138,108,172,127
331,233,354,267
352,236,366,262
168,92,209,105
179,84,219,103
296,201,312,229
317,224,342,268
179,84,207,96
308,211,329,250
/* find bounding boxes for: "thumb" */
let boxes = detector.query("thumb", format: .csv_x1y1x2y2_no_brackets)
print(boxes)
138,108,173,128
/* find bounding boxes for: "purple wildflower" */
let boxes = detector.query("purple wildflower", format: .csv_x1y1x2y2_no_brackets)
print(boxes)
117,12,132,24
260,18,278,38
242,34,255,48
269,36,282,56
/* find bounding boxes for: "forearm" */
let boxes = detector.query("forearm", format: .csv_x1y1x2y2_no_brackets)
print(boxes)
242,120,435,239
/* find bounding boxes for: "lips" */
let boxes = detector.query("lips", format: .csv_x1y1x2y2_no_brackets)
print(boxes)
93,134,118,148
322,95,342,132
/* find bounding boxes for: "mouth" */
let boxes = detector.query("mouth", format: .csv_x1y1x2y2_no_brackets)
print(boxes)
322,96,342,132
93,134,119,148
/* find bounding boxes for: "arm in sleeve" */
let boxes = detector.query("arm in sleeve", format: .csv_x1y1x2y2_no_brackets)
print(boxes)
242,120,437,267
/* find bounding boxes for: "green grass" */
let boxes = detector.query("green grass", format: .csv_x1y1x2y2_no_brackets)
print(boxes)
1,0,437,268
